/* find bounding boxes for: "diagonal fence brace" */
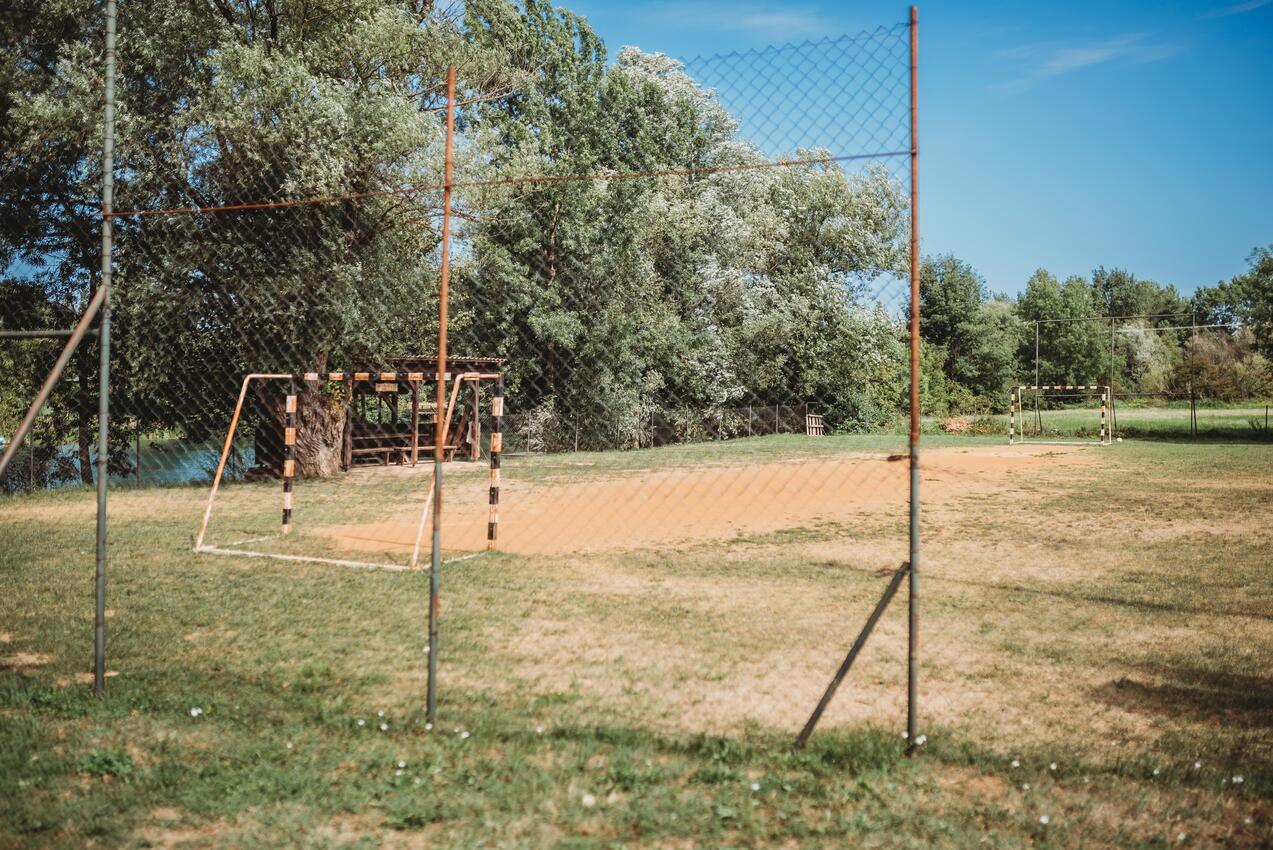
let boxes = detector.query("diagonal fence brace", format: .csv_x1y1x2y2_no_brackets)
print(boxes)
794,560,911,750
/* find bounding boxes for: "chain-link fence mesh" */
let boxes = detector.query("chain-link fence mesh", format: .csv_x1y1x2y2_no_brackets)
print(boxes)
2,1,923,740
7,8,1273,839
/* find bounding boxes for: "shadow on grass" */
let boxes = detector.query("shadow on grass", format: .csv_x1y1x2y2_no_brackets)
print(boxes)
815,559,1273,623
1113,428,1273,444
1091,663,1273,730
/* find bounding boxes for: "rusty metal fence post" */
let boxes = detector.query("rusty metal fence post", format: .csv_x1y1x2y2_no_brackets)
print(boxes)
426,65,457,726
906,2,921,754
93,0,118,698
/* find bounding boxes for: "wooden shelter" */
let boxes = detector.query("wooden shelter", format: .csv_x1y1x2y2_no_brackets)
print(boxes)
342,356,505,470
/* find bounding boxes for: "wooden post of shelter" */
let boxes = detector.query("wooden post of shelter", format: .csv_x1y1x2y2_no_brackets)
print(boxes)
410,381,420,466
469,381,481,460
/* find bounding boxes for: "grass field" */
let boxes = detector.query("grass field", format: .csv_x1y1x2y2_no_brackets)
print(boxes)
1,435,1270,848
1009,403,1273,441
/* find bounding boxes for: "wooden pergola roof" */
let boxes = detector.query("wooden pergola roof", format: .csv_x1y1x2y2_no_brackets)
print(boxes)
390,355,506,373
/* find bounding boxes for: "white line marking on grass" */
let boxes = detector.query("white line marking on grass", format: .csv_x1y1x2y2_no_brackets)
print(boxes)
194,544,410,572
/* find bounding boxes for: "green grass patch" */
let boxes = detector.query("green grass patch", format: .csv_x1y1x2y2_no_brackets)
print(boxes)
1,434,1270,847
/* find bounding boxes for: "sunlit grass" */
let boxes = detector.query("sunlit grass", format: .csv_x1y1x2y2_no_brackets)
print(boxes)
1,435,1270,847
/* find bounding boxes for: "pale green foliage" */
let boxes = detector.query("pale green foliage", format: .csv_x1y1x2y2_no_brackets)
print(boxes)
6,0,913,466
1117,323,1177,394
459,2,909,443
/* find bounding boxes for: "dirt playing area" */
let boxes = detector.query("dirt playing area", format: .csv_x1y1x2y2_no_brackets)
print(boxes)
317,444,1093,556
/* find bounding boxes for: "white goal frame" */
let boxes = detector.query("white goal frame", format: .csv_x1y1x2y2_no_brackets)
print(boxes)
193,369,502,571
1009,385,1112,446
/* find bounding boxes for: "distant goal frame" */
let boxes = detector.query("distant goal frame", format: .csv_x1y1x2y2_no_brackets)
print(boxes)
1009,385,1112,446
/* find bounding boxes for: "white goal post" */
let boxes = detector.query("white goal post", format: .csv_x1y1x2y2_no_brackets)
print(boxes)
193,369,503,571
1009,385,1112,446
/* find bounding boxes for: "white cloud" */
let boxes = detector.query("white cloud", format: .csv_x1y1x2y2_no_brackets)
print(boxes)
1208,0,1272,16
735,10,824,37
648,2,827,40
995,34,1182,94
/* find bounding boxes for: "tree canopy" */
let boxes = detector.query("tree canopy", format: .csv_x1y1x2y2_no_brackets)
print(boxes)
2,0,1269,480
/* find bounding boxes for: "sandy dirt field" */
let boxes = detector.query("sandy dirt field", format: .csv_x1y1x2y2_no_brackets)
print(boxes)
317,444,1093,556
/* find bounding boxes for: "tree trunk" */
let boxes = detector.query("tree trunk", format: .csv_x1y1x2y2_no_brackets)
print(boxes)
296,385,348,476
77,346,94,485
78,260,98,485
258,383,349,477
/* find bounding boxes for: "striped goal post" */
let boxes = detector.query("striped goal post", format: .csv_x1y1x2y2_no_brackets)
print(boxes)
1009,385,1112,446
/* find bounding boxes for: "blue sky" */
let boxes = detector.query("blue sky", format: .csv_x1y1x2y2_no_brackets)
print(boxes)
559,0,1273,297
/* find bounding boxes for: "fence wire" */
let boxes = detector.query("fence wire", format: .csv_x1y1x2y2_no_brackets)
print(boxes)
7,10,1273,842
1,2,925,742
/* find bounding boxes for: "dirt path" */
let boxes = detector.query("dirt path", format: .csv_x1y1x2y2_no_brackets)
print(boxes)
316,444,1093,556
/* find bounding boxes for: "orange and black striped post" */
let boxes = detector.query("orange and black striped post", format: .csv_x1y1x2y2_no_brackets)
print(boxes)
487,374,503,550
1009,386,1017,445
1100,386,1108,444
282,378,297,534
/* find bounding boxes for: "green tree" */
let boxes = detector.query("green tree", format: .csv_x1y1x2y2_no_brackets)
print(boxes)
963,296,1022,400
918,255,984,383
5,0,519,475
462,1,908,440
1092,266,1188,320
1193,245,1273,356
915,256,1020,409
1017,270,1107,386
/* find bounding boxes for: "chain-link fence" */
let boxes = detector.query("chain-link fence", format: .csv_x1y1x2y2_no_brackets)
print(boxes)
2,0,927,744
8,9,1273,845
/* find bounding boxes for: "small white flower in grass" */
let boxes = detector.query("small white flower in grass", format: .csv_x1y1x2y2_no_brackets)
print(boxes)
460,731,470,740
914,734,927,746
1039,815,1049,825
1193,761,1202,770
189,707,203,718
356,719,365,727
425,723,433,732
1010,759,1020,768
1233,775,1244,784
900,731,908,739
397,760,406,769
1022,783,1031,791
379,723,389,732
581,793,596,808
414,777,422,786
1049,762,1057,771
535,725,545,735
750,782,760,792
377,710,385,718
286,742,293,751
1177,833,1187,843
1153,768,1161,776
395,769,403,777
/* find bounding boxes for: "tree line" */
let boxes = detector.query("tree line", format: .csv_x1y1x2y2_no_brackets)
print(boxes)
2,0,1271,486
917,249,1273,417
